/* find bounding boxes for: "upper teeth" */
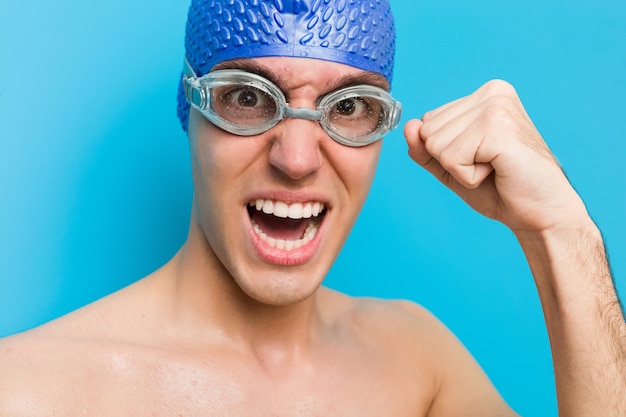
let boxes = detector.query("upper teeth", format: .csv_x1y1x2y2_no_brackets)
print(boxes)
250,199,325,219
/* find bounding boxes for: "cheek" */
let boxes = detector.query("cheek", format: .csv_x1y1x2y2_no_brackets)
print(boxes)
189,120,239,192
189,139,218,202
188,118,234,233
188,124,245,260
188,110,236,173
335,141,382,198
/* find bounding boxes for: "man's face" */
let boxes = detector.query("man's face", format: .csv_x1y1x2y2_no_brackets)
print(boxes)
187,57,387,306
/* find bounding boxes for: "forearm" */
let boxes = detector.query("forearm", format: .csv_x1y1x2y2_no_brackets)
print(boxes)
404,79,625,413
516,220,626,416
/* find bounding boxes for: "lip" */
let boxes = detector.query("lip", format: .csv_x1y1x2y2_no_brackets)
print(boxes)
244,193,329,266
246,190,331,207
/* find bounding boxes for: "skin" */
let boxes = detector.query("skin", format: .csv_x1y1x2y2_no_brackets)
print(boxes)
0,58,624,416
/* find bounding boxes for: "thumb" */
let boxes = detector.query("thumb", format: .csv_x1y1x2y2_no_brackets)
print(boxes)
404,118,431,166
403,118,464,192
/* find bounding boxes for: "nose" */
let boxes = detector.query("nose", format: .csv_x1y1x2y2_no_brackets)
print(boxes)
268,117,324,181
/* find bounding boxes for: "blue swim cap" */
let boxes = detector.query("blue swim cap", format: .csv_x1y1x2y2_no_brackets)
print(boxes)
176,0,396,132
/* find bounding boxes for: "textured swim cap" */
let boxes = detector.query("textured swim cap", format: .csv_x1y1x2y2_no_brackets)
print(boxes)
176,0,396,132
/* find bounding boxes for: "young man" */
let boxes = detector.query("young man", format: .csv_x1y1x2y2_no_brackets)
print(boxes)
1,0,624,416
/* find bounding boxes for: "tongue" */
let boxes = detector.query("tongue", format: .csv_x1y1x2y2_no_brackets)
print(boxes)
252,212,311,241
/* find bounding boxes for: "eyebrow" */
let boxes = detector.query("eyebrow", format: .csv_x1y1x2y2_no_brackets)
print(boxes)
329,71,390,92
211,58,390,92
212,59,282,86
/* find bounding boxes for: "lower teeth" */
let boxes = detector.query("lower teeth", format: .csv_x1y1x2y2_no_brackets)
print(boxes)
252,221,319,251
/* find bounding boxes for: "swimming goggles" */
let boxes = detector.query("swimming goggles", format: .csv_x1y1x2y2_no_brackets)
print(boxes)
182,59,402,147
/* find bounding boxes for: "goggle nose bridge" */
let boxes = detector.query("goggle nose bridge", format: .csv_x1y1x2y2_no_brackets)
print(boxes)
283,106,323,122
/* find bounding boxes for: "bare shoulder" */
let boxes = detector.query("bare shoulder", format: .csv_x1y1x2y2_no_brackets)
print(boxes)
346,296,460,367
0,278,153,414
0,328,80,415
326,289,453,347
0,320,131,415
321,289,518,417
352,296,442,328
321,289,458,377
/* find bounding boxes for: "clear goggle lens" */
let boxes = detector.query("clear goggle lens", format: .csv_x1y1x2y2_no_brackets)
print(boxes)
183,65,402,147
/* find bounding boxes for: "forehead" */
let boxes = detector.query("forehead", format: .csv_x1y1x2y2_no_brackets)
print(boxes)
211,57,390,93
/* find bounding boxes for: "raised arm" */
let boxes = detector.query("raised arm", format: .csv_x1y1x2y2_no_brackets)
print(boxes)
404,79,626,416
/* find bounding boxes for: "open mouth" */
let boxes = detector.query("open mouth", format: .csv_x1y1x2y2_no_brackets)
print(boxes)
247,199,327,251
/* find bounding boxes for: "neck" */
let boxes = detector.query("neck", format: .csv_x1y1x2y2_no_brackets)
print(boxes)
151,220,327,358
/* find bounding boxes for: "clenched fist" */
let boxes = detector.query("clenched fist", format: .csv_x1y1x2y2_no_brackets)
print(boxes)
404,79,589,234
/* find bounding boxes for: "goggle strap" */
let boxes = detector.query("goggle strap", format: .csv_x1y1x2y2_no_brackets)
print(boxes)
182,58,207,109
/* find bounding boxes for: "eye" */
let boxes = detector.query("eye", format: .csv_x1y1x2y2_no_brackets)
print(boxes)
327,94,385,139
333,97,369,117
335,98,357,115
212,84,278,126
222,87,268,108
238,90,258,107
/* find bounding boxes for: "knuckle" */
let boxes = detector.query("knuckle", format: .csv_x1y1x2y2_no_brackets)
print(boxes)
422,109,437,123
479,96,515,126
482,79,517,97
419,121,435,138
422,131,444,156
463,175,482,190
437,148,455,169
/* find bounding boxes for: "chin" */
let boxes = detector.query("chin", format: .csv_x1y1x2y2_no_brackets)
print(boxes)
233,266,327,307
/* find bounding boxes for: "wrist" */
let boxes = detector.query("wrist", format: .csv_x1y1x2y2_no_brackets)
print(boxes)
515,215,614,318
513,215,602,248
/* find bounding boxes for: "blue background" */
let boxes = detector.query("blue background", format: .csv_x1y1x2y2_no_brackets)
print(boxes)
1,0,624,415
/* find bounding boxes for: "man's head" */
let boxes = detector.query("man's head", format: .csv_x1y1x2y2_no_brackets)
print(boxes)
179,0,399,307
177,0,397,132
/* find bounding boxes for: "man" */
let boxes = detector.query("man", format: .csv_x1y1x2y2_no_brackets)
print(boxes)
1,0,624,416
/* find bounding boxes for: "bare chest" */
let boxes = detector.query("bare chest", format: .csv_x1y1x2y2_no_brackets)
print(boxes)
99,375,430,417
71,349,434,417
